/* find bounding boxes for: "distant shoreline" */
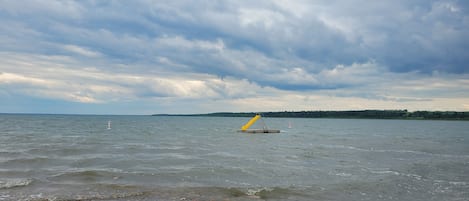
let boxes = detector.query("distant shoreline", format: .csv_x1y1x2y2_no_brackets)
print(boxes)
152,110,469,120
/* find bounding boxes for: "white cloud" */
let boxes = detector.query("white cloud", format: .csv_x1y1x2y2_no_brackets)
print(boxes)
154,36,225,52
238,8,285,29
0,52,271,105
317,61,384,85
63,45,102,58
0,0,84,19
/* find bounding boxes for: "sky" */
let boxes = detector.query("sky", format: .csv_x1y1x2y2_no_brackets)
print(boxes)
0,0,468,115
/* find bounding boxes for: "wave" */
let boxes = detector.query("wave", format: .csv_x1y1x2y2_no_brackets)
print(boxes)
159,186,310,200
54,191,148,201
20,186,309,201
47,169,124,185
449,181,468,186
50,169,119,177
374,149,469,159
333,172,353,177
318,144,469,158
1,157,50,163
20,191,148,201
366,168,424,181
0,157,74,173
369,170,400,176
434,180,469,186
0,178,33,189
243,186,310,200
0,150,25,158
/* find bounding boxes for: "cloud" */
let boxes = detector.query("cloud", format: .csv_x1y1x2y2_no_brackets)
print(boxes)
62,45,102,58
0,52,271,103
0,0,468,114
1,51,467,113
0,1,84,18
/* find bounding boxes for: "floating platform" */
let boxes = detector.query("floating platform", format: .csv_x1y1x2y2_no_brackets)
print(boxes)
238,129,280,133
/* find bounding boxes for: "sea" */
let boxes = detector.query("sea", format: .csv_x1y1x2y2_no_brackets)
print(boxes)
0,114,468,201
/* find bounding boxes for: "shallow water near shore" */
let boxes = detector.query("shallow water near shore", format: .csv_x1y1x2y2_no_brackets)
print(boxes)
1,114,468,200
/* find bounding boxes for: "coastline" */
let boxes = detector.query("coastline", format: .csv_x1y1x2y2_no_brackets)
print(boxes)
153,110,469,121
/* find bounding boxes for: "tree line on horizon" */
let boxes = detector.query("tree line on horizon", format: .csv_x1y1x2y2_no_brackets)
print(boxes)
177,110,469,120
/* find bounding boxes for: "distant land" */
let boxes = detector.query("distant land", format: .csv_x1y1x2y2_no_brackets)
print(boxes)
153,110,469,120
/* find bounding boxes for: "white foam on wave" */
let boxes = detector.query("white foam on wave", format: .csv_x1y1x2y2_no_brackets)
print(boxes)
403,173,423,180
435,180,469,186
374,149,469,159
0,193,11,201
449,181,468,186
366,168,423,181
158,152,199,160
246,187,274,196
204,151,238,158
319,144,469,159
369,170,400,176
335,172,352,177
319,144,368,152
0,178,33,189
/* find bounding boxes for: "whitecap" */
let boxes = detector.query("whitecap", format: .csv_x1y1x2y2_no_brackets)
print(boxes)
319,144,368,152
335,172,352,177
370,170,400,176
246,187,274,196
402,173,423,180
0,193,11,201
366,168,424,181
449,181,468,186
318,144,469,159
0,178,33,189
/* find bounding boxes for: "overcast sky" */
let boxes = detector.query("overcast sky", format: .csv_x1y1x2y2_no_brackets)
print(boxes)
1,0,468,114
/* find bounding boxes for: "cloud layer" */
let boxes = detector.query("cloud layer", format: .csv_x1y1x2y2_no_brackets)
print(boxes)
0,0,468,114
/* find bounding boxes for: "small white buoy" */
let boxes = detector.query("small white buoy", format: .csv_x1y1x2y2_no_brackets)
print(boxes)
107,121,111,130
288,121,292,129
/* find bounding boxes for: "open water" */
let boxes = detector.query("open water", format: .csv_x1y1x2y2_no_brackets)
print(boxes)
0,114,468,201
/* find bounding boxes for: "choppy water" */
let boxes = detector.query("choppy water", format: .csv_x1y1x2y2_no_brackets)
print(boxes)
0,114,468,201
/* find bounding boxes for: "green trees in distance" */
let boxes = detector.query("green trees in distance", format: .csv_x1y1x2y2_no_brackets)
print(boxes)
179,110,469,120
